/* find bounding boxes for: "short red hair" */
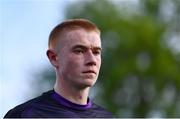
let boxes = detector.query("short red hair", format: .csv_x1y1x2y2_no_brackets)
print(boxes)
48,19,100,50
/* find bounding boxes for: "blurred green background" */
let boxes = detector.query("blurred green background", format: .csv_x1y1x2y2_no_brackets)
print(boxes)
31,0,180,117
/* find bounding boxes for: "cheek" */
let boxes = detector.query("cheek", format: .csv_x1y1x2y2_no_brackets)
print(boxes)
97,57,101,67
63,56,83,72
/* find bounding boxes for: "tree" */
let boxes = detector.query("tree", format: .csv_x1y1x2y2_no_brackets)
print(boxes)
32,0,180,117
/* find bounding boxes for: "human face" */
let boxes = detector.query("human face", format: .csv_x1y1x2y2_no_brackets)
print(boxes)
56,29,101,89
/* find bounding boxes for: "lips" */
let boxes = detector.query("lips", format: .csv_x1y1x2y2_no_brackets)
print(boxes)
82,70,96,74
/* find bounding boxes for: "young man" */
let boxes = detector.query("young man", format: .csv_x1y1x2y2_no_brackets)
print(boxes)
4,19,113,118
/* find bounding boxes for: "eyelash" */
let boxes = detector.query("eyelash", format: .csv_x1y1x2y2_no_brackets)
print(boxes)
74,49,101,55
93,50,101,55
74,49,84,54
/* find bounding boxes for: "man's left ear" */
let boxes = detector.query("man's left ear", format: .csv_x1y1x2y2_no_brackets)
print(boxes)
46,49,59,68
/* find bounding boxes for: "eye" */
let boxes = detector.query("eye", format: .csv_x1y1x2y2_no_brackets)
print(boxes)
74,48,84,54
93,50,101,55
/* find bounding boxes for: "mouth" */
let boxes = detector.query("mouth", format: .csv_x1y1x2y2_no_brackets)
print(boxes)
82,70,96,74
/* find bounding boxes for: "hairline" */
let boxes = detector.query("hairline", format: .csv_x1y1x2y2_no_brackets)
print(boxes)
54,28,101,52
48,19,101,51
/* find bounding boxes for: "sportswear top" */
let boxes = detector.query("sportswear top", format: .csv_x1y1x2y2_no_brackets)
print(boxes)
4,90,113,118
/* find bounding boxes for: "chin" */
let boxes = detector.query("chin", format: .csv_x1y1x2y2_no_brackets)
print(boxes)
83,79,97,87
78,76,97,88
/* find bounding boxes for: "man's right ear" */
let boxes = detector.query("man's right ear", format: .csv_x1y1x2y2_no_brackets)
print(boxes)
46,49,59,68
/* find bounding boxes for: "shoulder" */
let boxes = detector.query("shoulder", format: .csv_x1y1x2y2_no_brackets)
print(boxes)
4,90,54,118
91,102,114,118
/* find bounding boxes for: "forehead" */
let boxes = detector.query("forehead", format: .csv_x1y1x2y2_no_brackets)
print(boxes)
62,29,101,48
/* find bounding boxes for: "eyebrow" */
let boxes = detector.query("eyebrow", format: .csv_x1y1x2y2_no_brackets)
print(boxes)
72,44,102,51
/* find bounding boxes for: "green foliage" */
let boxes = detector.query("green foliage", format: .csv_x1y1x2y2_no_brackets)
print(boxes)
65,0,180,117
33,0,180,117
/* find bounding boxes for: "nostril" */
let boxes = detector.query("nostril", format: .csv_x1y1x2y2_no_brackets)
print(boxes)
86,62,96,66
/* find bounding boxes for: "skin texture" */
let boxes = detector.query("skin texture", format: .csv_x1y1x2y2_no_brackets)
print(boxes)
47,28,101,105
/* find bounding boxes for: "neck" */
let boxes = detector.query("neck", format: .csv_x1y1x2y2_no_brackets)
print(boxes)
54,78,90,105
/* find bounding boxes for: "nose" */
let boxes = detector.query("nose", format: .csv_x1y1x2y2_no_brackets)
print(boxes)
85,50,96,66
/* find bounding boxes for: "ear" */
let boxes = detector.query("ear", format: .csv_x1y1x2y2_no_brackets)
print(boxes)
46,49,59,68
